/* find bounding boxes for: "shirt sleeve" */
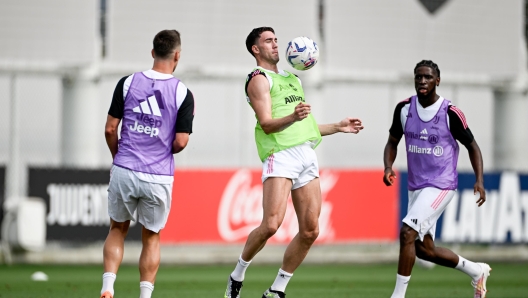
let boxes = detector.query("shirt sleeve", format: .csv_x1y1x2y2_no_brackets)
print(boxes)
389,100,409,140
244,69,267,96
448,105,474,147
108,76,129,119
175,89,195,134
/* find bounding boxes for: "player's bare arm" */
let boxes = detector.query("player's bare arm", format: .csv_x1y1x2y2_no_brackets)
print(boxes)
105,115,121,159
172,132,189,154
466,139,486,206
318,118,364,136
248,74,309,134
383,134,400,186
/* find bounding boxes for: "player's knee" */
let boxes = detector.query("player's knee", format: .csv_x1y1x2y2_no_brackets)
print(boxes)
299,222,319,243
261,223,280,239
110,221,130,235
141,228,160,244
399,226,417,245
299,227,319,243
416,246,434,261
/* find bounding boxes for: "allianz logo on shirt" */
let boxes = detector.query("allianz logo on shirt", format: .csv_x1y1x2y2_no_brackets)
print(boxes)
130,95,164,138
408,144,444,156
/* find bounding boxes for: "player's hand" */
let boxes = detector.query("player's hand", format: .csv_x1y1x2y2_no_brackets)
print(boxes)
338,117,364,134
383,167,396,186
474,181,486,206
293,102,311,121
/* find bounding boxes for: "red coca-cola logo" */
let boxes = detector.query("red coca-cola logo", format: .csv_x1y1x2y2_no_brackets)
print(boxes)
217,169,338,243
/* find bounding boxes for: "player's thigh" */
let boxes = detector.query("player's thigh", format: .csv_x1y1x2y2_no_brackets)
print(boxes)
404,188,455,241
109,218,131,233
291,177,322,231
137,181,172,233
108,166,139,222
415,234,435,251
261,177,293,226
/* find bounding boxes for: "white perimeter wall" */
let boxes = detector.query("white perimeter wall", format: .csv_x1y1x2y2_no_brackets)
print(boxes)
0,0,524,172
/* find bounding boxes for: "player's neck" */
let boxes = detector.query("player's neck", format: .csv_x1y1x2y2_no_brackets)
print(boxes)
152,60,176,75
417,93,440,108
257,61,279,73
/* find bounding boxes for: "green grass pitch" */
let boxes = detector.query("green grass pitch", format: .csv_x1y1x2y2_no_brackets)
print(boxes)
0,263,526,297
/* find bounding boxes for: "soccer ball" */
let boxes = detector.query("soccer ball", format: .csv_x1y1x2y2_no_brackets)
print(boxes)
285,36,319,71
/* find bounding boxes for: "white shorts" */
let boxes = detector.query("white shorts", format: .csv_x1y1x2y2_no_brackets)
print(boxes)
262,142,319,190
107,165,173,233
402,187,456,242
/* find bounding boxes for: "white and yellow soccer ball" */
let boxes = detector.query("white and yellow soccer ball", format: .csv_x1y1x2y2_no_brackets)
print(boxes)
285,36,319,71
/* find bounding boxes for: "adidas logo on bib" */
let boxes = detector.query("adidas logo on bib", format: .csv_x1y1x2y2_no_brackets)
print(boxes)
130,95,164,137
133,95,163,116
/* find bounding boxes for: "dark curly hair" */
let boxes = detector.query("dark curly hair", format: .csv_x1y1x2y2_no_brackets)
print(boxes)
414,60,440,77
245,27,275,57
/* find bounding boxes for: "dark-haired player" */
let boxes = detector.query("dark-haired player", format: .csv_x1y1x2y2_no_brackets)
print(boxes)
383,60,491,298
101,29,194,298
223,27,364,298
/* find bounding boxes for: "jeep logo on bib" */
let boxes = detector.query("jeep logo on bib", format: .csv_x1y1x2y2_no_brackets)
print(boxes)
129,121,160,137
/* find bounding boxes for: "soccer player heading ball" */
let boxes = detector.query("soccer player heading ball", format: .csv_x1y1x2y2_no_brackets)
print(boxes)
383,60,491,298
223,27,364,298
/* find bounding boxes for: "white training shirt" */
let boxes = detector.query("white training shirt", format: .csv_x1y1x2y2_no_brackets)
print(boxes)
399,97,452,130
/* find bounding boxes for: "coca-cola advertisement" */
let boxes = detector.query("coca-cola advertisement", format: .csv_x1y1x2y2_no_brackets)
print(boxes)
163,169,398,244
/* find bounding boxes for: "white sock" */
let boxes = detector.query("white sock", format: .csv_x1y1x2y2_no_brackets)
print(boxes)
101,272,116,296
270,268,293,293
139,281,154,298
390,274,410,298
455,255,482,280
230,255,251,282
